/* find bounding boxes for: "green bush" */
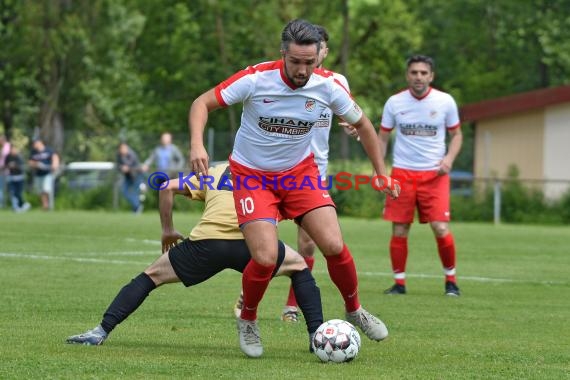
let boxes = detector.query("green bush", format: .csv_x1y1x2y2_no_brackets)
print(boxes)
560,189,570,224
329,177,384,219
54,182,116,210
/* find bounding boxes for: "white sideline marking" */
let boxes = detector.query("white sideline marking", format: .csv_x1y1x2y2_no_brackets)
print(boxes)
125,238,161,245
79,251,158,256
314,269,568,286
0,252,149,266
1,252,566,286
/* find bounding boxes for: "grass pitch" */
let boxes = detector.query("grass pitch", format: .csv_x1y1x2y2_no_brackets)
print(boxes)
0,210,569,379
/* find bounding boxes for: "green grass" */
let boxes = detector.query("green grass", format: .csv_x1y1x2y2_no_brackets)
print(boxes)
1,210,569,379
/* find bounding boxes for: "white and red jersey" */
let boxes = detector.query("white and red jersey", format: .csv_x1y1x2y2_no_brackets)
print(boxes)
380,87,460,171
215,60,359,172
310,70,349,178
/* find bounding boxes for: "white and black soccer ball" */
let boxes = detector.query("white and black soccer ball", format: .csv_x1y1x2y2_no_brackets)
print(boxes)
312,319,361,363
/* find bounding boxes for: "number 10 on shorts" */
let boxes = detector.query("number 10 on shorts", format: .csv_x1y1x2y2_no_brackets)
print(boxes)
240,197,255,214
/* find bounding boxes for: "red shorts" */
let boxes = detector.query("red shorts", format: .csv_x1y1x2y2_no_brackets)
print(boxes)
229,154,335,226
383,168,450,224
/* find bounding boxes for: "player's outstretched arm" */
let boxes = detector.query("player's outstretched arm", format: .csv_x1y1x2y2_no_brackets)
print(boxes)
158,178,189,253
189,88,222,176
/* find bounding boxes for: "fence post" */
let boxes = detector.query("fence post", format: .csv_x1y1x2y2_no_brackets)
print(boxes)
493,179,501,225
113,176,120,210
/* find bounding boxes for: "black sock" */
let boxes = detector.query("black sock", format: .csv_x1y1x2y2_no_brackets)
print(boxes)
100,272,157,334
291,268,323,335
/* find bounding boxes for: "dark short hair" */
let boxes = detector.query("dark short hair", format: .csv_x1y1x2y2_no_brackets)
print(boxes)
314,24,329,43
281,19,321,53
406,55,435,71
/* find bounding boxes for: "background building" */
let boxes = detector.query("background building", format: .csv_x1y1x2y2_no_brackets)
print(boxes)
461,85,570,200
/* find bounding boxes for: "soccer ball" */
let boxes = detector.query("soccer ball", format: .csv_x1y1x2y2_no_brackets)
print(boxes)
312,319,361,363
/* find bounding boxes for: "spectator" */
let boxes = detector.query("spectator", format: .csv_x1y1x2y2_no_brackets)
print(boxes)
0,134,10,208
116,142,144,214
28,138,60,210
141,132,185,176
4,144,30,213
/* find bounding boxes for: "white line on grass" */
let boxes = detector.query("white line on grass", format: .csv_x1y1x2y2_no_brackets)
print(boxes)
0,252,149,266
313,269,567,286
1,252,566,286
77,251,159,256
125,238,161,245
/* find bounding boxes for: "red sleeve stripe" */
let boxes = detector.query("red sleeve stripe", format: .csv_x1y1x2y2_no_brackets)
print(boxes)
380,125,392,132
214,61,281,106
447,123,461,130
333,78,352,98
214,86,227,107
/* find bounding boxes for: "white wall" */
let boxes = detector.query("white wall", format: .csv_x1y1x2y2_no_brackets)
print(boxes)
543,103,570,199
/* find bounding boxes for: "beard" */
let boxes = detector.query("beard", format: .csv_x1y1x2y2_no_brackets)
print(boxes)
284,61,311,87
291,76,309,87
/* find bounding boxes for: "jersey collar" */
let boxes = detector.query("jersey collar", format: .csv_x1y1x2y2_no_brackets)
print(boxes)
409,86,432,100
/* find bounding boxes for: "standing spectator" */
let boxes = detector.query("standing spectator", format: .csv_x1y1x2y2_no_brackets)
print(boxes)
4,144,30,212
0,134,11,208
189,19,400,358
379,55,463,296
28,138,60,210
116,142,144,214
141,132,185,176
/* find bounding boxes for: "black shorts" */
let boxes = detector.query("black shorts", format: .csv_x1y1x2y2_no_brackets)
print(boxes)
168,239,286,287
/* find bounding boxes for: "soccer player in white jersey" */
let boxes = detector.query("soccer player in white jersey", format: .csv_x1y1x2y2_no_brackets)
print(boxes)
232,25,360,324
379,55,463,296
189,19,400,358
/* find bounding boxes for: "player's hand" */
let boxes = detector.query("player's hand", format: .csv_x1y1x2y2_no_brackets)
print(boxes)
339,121,360,141
190,145,209,177
374,176,401,199
438,157,453,175
161,230,184,254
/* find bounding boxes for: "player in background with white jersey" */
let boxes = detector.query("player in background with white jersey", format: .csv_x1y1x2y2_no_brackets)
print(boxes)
378,55,462,296
279,25,359,322
189,19,400,358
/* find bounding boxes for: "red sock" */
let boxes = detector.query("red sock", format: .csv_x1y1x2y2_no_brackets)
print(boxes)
390,236,408,285
325,244,360,312
436,234,457,283
285,256,315,308
240,260,276,321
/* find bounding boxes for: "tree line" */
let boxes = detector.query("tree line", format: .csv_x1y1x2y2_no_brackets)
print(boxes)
1,0,569,163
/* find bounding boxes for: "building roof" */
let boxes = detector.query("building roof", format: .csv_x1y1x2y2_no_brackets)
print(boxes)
460,84,570,123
